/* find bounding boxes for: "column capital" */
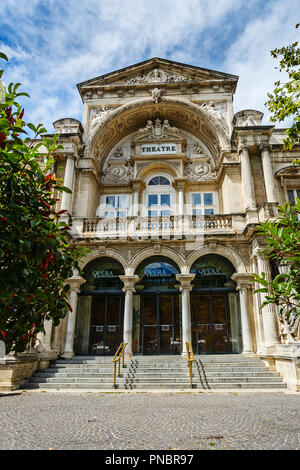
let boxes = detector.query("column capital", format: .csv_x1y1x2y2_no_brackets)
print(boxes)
65,275,86,293
130,179,145,192
119,275,140,293
231,272,255,290
176,274,195,291
259,143,270,152
238,143,249,154
172,177,187,191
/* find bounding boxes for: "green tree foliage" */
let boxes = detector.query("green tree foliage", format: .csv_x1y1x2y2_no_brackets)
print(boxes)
265,24,300,161
254,200,300,331
0,53,86,354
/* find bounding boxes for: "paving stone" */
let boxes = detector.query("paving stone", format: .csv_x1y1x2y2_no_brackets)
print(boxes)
0,391,299,450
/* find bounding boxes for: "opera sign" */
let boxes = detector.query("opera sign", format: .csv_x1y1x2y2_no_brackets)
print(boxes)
144,268,172,277
92,270,115,278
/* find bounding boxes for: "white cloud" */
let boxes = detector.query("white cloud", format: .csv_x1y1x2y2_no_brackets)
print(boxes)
224,0,299,125
0,0,297,132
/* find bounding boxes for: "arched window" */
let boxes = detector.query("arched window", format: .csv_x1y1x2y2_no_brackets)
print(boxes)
148,176,170,186
143,174,175,217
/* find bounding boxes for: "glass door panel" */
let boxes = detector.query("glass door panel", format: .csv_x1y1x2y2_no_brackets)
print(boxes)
159,294,172,354
196,325,212,354
89,296,106,355
106,296,123,355
143,326,158,355
212,323,228,353
191,294,211,353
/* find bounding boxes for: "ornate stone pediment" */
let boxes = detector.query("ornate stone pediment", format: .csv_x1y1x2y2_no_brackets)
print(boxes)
77,57,238,98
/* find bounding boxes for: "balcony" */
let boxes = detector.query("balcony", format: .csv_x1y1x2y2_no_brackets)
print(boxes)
70,213,247,240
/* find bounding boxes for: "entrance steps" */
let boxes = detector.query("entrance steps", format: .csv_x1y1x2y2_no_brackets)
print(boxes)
24,355,286,390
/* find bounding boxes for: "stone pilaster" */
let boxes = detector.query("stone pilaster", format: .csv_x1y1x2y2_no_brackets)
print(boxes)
240,145,256,211
60,154,76,217
231,273,255,356
176,274,195,357
260,145,278,203
119,275,140,358
62,274,86,359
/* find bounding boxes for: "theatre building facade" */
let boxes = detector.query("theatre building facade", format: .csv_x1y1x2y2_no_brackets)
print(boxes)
2,58,300,390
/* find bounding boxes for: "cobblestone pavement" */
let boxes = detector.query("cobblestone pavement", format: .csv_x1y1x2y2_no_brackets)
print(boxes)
0,391,299,450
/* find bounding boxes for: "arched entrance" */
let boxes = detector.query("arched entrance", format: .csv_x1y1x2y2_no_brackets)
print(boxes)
134,256,181,355
190,254,243,354
74,257,125,356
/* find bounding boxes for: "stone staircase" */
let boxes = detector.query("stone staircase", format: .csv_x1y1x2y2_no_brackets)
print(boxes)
24,355,286,390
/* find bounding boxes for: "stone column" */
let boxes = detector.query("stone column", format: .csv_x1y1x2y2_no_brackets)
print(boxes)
130,179,143,217
60,155,76,215
176,274,195,357
173,178,186,216
256,253,279,349
119,275,140,358
260,145,278,203
133,190,139,217
231,273,255,356
240,146,256,211
62,275,86,359
178,189,184,216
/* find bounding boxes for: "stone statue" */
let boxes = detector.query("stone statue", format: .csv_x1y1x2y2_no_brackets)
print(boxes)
152,88,161,103
137,120,154,135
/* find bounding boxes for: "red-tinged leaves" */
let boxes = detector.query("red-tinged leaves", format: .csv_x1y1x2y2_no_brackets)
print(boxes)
0,52,87,355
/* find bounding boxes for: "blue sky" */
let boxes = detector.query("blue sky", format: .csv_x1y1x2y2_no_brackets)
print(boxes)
0,0,298,134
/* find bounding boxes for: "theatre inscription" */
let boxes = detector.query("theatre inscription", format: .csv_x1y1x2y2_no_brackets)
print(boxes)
141,144,177,155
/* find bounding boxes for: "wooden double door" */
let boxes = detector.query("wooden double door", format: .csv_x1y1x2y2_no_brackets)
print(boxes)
190,292,234,354
89,295,124,356
140,292,181,355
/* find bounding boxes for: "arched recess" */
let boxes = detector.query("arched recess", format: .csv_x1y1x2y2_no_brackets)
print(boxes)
130,246,186,275
84,96,231,173
186,245,247,274
136,161,180,180
79,248,128,273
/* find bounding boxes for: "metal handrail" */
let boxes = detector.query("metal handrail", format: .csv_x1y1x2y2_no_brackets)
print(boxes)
111,342,128,388
185,342,195,388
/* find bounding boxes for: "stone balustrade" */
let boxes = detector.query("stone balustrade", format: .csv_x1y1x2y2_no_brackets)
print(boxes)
70,213,244,240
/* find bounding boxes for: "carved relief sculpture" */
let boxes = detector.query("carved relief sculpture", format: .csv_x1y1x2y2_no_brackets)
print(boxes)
89,105,113,131
122,68,191,85
200,101,228,132
101,162,132,185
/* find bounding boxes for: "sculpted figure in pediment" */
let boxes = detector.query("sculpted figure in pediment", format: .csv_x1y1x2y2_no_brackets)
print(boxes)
137,120,154,135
